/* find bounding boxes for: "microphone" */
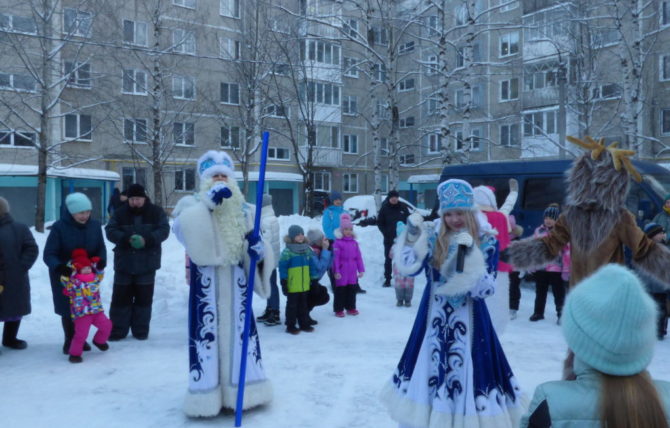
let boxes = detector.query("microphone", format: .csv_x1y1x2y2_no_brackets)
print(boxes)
456,244,467,273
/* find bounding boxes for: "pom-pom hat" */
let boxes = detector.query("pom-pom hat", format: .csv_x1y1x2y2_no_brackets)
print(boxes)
562,264,657,376
198,150,235,180
438,179,474,214
71,248,92,270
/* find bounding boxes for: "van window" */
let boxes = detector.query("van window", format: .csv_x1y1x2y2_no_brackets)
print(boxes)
463,177,510,208
522,177,565,210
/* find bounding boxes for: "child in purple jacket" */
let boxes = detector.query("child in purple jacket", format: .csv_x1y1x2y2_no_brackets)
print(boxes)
332,213,365,317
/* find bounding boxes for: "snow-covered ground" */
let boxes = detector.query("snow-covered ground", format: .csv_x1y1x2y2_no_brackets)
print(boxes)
4,214,670,428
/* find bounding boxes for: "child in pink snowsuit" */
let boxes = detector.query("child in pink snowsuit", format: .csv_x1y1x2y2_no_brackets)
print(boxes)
332,213,365,317
61,248,112,363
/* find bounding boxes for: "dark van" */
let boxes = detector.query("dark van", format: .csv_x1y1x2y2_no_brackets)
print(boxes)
439,159,670,237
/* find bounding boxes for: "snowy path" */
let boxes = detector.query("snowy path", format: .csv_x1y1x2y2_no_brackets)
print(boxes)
4,215,670,428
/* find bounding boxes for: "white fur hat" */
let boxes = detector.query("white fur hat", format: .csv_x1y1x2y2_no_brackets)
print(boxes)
473,185,497,210
197,150,235,180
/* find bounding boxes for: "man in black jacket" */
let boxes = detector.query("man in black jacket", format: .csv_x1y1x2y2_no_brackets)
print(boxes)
105,184,169,340
376,190,410,287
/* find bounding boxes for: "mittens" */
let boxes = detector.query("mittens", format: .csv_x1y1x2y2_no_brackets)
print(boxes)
454,231,474,247
129,234,145,249
246,233,264,260
207,182,233,206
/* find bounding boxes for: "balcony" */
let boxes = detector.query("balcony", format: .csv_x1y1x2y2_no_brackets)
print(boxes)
299,145,342,167
522,86,558,109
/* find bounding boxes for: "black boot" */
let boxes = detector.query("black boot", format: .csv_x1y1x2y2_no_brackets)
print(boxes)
3,320,27,350
256,308,272,322
131,304,152,340
264,309,281,326
62,316,74,354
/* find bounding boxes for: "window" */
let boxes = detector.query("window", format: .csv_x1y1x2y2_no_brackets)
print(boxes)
220,0,240,18
123,19,147,46
124,118,147,143
342,95,358,115
662,109,670,135
427,133,441,153
173,0,196,9
523,178,566,210
343,57,359,77
64,62,91,88
592,83,622,100
220,82,240,104
523,62,559,91
370,26,388,45
268,146,290,160
122,167,146,190
172,75,195,100
64,114,92,141
343,134,358,153
524,9,571,42
499,32,519,57
301,81,340,106
221,125,240,148
399,154,415,165
173,122,195,146
425,97,439,116
425,54,438,76
399,41,415,54
455,5,467,25
523,110,557,136
175,168,196,191
343,19,358,38
661,55,670,81
0,14,37,34
64,8,92,37
304,40,340,65
220,38,240,60
380,137,388,153
497,0,519,12
373,63,387,82
0,72,36,92
343,173,358,193
311,171,331,191
376,101,390,119
500,78,519,101
456,87,482,109
424,15,439,37
173,29,196,54
500,123,520,146
0,130,35,147
663,1,670,26
309,125,340,148
398,78,415,92
264,104,289,118
271,63,290,75
122,69,147,95
470,126,482,151
399,116,415,128
590,29,620,48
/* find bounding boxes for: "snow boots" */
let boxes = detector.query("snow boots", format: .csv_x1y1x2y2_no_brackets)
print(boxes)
2,320,27,350
258,309,281,326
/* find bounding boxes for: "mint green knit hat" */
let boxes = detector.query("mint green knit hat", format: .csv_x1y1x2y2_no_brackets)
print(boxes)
65,192,92,215
562,264,657,376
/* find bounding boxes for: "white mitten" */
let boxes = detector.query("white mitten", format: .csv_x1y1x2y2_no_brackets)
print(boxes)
454,231,474,248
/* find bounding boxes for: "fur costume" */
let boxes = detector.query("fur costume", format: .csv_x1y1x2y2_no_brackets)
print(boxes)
507,136,670,288
173,181,273,417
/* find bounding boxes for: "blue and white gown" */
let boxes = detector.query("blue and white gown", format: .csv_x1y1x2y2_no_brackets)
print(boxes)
381,229,525,428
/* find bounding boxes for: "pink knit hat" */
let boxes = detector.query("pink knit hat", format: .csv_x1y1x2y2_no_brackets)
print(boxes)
340,213,353,230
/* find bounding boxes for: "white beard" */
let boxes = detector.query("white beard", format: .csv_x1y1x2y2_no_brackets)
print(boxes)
200,178,247,266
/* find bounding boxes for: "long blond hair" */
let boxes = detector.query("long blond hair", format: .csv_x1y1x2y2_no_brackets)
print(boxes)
432,210,480,269
600,371,669,428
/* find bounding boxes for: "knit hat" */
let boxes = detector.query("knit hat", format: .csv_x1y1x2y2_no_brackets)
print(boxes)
339,213,353,229
473,186,497,210
71,248,92,271
0,196,9,216
562,264,657,376
126,183,147,198
543,204,560,220
65,192,92,214
306,229,324,245
288,225,304,240
644,222,664,239
329,191,342,203
262,194,273,207
197,150,235,180
388,190,400,198
437,179,474,214
664,193,670,202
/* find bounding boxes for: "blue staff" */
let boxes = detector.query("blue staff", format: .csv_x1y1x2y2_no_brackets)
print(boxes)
235,131,270,426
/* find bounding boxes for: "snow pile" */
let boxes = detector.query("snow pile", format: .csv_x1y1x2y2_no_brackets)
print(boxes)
3,215,670,427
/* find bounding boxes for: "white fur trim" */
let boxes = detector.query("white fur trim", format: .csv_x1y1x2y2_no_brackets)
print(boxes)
435,246,487,296
221,381,273,410
474,186,497,211
183,388,223,418
176,201,226,266
172,195,198,218
242,240,273,299
393,228,428,276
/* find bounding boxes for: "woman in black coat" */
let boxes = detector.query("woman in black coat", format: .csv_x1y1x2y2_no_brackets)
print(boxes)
43,192,106,354
0,197,39,349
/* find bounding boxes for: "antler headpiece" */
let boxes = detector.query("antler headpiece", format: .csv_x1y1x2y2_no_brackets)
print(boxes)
567,136,642,182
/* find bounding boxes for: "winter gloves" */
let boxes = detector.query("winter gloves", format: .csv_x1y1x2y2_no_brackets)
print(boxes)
129,234,145,249
207,182,233,206
246,233,264,260
454,232,474,247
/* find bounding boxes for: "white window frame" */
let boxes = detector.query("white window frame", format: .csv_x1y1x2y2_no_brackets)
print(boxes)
304,40,341,65
523,109,558,136
662,109,670,135
311,171,331,192
398,78,415,92
428,133,441,154
425,54,438,76
426,97,439,115
172,29,196,54
0,13,37,35
122,69,147,95
661,55,670,81
64,62,91,89
399,41,415,54
123,118,147,144
173,0,196,9
663,1,670,27
343,57,359,78
64,113,92,141
370,26,388,45
373,63,387,82
343,134,358,154
343,19,358,38
268,146,290,160
264,104,289,118
343,173,358,193
220,82,240,104
399,153,415,165
63,8,92,38
220,0,241,18
0,130,36,148
499,31,519,57
221,125,241,148
500,77,519,101
498,0,519,12
220,38,240,60
175,168,196,192
399,116,415,128
172,75,196,100
0,72,36,93
591,83,622,100
302,81,340,106
500,123,520,146
123,19,148,47
342,95,358,116
173,122,195,146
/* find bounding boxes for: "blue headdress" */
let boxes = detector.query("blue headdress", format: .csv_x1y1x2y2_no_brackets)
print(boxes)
438,179,474,214
197,150,235,180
